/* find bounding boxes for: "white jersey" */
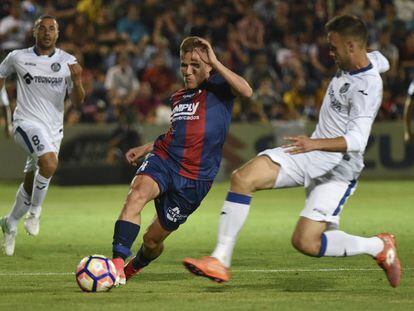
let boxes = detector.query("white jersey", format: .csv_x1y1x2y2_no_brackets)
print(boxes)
312,51,389,180
0,47,77,139
0,86,9,106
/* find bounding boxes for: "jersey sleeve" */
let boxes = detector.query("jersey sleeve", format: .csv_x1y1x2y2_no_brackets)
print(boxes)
206,73,235,102
0,51,16,78
343,77,382,153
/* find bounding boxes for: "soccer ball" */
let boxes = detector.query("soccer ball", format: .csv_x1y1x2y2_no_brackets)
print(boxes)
76,254,117,292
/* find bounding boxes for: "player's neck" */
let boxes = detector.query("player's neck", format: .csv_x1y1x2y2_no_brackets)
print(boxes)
348,52,370,72
34,45,56,57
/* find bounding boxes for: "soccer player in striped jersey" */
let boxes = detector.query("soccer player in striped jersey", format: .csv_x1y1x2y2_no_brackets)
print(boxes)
184,15,402,288
0,15,85,256
111,36,252,285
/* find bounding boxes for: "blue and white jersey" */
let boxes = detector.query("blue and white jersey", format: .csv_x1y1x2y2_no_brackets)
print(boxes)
0,47,77,139
311,51,390,180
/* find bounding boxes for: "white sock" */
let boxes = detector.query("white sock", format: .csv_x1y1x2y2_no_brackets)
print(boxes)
211,192,251,268
321,230,384,257
30,172,51,217
7,184,32,230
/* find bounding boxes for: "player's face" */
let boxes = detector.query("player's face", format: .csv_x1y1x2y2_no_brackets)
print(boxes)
180,51,211,89
327,32,351,71
34,18,59,50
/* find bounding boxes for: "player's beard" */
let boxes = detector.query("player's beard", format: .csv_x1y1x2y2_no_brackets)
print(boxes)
36,36,56,51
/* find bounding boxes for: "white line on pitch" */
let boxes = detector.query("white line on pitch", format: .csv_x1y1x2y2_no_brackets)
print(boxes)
0,267,412,277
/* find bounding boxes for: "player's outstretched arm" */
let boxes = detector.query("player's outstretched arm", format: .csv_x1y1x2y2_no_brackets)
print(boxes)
282,136,348,154
194,38,252,98
1,105,12,138
125,141,154,166
68,63,85,106
403,80,414,143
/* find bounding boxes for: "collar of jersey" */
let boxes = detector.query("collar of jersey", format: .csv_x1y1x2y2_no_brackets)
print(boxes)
349,62,373,75
33,46,56,57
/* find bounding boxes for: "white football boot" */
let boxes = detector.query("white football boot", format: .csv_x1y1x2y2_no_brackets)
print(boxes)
0,216,17,256
24,211,41,236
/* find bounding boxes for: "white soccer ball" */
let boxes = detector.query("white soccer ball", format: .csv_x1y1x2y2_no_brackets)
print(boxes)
76,254,116,292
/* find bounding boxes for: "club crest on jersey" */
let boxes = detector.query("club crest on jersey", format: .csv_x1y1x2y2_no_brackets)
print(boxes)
51,62,61,72
339,83,350,94
37,144,45,152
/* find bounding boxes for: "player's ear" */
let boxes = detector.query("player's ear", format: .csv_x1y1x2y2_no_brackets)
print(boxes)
346,40,355,54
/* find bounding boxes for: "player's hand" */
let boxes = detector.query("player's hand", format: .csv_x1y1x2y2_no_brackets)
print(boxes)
282,135,316,154
125,146,148,166
68,63,83,85
194,38,218,67
404,130,414,144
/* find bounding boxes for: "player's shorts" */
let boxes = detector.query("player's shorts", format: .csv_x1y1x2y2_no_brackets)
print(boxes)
258,147,357,228
13,120,62,173
136,153,212,231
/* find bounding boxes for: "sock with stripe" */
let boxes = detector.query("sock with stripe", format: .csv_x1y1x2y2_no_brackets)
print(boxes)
319,230,384,257
132,244,160,270
30,172,51,217
112,220,140,260
6,183,32,231
211,191,251,267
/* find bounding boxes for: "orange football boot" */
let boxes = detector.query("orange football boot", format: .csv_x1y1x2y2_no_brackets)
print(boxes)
124,256,142,281
112,258,126,286
375,233,401,288
183,256,230,283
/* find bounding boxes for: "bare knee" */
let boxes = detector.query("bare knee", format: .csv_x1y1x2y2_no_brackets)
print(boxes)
38,154,58,178
291,232,322,257
123,187,149,217
231,168,256,193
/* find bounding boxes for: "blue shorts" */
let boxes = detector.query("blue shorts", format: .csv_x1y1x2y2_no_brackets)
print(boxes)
136,153,212,231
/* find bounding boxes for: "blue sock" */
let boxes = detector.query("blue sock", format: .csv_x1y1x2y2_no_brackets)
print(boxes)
132,244,159,270
318,233,328,257
112,220,140,260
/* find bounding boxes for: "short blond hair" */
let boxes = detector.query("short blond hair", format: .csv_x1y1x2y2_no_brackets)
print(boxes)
180,36,203,54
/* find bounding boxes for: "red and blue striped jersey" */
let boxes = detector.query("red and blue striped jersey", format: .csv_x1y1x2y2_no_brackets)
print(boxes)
153,73,235,181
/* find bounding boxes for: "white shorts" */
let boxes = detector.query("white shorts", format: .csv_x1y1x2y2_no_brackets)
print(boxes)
258,147,357,228
13,120,62,173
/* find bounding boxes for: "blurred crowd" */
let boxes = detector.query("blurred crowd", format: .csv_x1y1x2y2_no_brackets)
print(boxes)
1,0,414,126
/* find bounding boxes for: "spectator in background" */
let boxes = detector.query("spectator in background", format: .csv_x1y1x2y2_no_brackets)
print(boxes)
244,52,281,92
142,51,178,102
370,25,399,81
0,3,32,52
237,7,265,56
132,81,162,124
309,32,336,81
117,4,148,45
252,78,282,120
400,31,414,83
105,52,140,107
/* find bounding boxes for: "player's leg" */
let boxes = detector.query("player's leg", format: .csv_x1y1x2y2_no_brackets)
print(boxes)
0,158,36,255
23,151,58,235
211,155,280,266
292,178,401,287
124,216,172,279
112,174,160,284
183,155,282,282
0,168,33,256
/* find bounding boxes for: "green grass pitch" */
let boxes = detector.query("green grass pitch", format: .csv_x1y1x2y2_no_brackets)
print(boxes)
0,181,413,310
